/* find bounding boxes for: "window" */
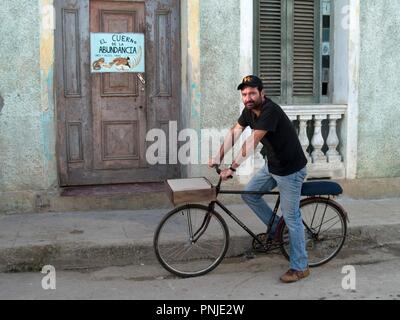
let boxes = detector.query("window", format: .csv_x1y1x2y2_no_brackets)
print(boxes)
255,0,332,104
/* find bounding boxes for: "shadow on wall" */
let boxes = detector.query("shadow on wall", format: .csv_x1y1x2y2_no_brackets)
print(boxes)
0,95,3,113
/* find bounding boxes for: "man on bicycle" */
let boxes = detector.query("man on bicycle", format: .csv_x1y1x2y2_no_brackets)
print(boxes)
209,75,309,283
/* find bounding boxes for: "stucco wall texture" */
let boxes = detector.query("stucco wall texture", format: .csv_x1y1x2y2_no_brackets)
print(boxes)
200,0,241,130
0,1,51,192
358,0,400,178
1,0,399,214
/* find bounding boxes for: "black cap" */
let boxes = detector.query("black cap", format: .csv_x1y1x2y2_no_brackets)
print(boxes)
237,75,264,90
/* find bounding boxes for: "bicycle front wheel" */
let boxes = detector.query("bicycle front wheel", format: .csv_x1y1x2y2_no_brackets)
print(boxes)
279,197,347,267
154,204,229,278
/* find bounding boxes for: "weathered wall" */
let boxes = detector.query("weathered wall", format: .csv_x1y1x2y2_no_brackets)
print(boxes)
200,0,241,130
2,0,399,215
357,0,400,178
183,0,241,176
188,0,241,177
0,0,57,213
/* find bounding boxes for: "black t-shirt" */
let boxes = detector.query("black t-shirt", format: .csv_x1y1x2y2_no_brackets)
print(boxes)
238,97,307,176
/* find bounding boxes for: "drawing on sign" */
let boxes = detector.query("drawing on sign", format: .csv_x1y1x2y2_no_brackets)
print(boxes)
91,33,145,73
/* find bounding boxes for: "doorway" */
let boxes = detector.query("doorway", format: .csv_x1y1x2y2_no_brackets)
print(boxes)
55,0,181,186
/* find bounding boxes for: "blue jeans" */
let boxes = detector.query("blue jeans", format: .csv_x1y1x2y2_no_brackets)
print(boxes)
241,164,308,271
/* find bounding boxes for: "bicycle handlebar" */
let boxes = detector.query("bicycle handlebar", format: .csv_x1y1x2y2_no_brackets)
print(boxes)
211,164,223,190
212,164,222,175
211,164,233,191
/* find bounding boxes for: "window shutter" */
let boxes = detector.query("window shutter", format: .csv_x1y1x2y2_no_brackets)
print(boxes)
258,0,282,98
293,0,316,97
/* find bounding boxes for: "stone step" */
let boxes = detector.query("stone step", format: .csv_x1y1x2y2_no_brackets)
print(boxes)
52,183,171,212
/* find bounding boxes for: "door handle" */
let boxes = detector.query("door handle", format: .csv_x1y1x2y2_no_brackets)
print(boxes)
137,73,146,85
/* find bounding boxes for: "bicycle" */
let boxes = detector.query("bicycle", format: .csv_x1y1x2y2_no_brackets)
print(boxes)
154,165,349,278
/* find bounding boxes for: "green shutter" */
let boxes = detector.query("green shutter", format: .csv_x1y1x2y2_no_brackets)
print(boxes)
258,0,283,99
293,0,316,97
256,0,320,104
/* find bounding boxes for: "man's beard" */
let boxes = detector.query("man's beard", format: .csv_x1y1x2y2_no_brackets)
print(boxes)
245,97,263,110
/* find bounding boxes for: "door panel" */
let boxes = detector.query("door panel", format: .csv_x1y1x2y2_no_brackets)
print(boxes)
91,1,146,170
146,1,180,128
55,0,91,184
56,0,180,186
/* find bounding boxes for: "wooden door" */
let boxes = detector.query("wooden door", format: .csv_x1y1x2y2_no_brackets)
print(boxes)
55,0,180,186
91,1,147,173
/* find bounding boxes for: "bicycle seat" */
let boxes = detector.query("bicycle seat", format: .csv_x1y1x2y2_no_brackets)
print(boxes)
301,181,343,196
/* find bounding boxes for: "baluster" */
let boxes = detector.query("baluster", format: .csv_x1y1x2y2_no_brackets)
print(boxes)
326,114,342,162
298,115,312,162
311,115,327,163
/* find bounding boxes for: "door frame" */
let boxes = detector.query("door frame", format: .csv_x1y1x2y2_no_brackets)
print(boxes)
54,0,183,186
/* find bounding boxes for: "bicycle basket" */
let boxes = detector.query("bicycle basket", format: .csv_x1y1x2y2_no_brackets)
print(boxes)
165,177,217,206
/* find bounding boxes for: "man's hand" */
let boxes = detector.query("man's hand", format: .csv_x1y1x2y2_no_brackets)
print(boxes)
220,168,234,181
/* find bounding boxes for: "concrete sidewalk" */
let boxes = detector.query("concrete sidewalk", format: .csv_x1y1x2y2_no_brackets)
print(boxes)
0,197,400,272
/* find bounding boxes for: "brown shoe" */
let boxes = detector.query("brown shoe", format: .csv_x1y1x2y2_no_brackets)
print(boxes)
280,268,310,283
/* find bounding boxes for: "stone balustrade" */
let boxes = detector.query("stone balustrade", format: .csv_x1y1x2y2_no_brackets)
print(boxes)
237,104,347,183
283,104,347,179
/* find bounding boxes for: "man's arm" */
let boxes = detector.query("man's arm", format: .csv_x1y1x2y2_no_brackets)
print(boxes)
219,129,267,180
232,129,267,169
209,122,245,166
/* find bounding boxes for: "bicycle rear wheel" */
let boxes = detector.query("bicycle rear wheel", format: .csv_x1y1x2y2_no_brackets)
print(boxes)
154,204,229,278
279,197,347,267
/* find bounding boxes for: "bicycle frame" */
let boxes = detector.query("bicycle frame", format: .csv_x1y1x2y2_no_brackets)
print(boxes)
201,168,320,249
210,197,280,248
194,173,283,248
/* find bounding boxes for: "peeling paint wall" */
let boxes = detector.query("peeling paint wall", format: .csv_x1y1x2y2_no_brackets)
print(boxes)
184,0,241,178
1,0,399,214
39,0,57,188
187,0,241,177
357,1,400,178
200,0,241,130
0,0,57,212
